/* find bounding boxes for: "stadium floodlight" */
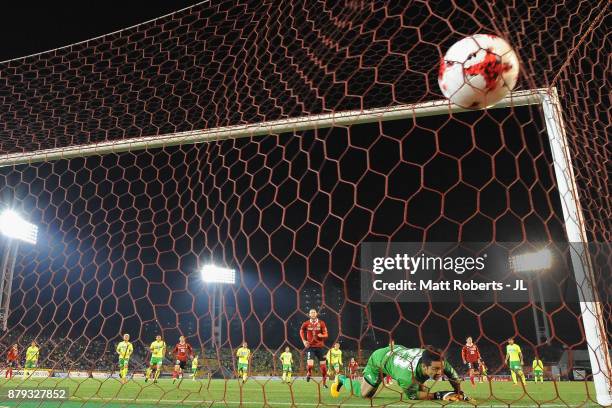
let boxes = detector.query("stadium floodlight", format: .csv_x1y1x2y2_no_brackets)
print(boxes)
201,264,236,349
0,210,38,245
509,249,552,272
201,264,236,284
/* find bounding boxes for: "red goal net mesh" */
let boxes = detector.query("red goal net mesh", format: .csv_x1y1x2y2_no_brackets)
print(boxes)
0,1,609,407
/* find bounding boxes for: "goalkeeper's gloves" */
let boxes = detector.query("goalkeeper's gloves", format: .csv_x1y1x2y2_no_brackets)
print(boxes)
433,391,471,401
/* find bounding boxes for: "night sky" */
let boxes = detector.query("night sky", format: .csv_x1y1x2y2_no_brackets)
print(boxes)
0,1,201,62
0,1,607,373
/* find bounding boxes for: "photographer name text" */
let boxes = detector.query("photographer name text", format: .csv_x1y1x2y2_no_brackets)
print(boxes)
372,279,527,292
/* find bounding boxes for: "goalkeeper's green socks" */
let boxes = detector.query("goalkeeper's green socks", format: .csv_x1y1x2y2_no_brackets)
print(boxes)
337,375,361,395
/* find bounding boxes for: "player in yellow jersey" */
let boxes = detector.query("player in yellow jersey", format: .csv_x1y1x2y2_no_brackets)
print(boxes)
505,338,526,386
24,341,40,378
478,360,488,383
145,335,167,383
236,342,250,383
191,354,199,380
116,334,133,384
326,343,343,382
279,347,293,383
532,357,544,383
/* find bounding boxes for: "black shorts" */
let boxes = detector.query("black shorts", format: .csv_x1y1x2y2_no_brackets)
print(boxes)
175,360,187,369
305,348,326,362
466,362,478,370
7,361,17,368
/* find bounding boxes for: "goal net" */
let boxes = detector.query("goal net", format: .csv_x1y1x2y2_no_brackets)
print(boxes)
0,1,609,407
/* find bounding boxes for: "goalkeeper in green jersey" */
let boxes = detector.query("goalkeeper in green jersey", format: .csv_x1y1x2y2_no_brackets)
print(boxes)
145,335,167,383
24,341,40,378
331,345,469,402
279,347,293,383
116,333,134,384
505,338,526,386
116,334,134,383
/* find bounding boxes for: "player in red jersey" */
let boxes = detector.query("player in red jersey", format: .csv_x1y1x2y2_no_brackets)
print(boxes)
172,336,194,383
461,337,481,386
348,358,359,380
300,309,329,387
6,344,18,379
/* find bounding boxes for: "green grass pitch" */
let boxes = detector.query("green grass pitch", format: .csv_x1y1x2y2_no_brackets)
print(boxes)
0,377,602,407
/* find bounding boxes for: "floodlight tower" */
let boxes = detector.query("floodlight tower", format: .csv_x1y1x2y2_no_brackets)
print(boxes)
0,210,38,331
201,264,236,348
509,249,553,343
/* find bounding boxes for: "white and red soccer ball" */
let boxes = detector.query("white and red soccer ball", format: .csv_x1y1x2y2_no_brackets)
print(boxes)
438,34,520,109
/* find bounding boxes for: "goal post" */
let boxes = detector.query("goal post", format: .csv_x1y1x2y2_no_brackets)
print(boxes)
0,89,543,167
539,88,611,406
